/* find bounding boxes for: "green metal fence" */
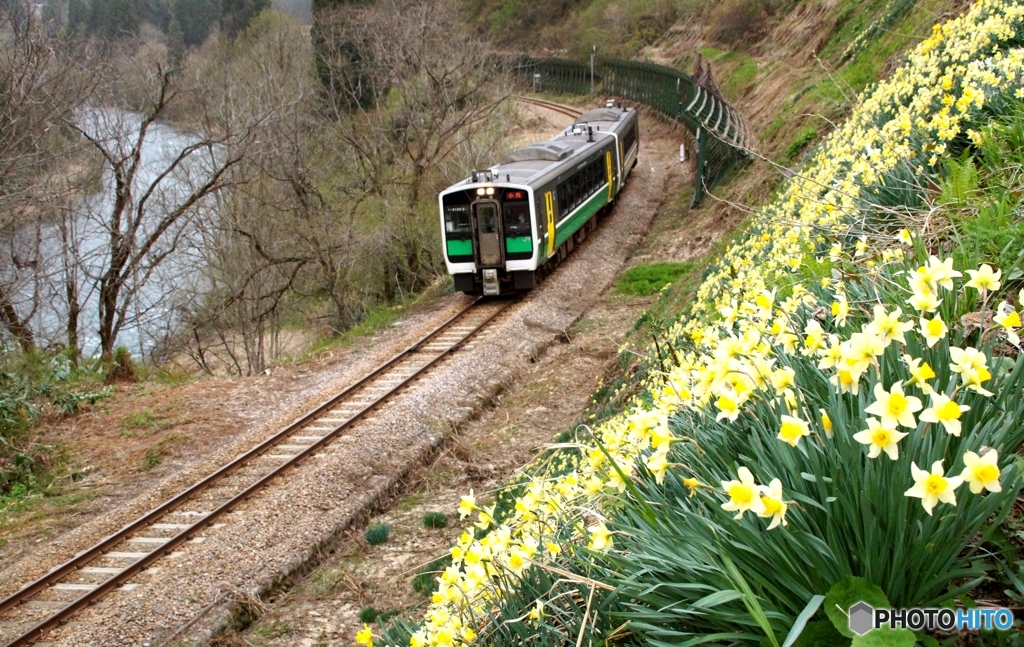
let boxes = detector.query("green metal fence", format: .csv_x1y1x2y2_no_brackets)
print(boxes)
512,56,751,207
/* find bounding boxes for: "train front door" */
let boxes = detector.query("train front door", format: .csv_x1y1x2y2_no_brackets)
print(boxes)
473,201,503,267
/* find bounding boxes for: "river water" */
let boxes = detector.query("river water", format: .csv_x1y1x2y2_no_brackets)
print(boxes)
7,107,216,359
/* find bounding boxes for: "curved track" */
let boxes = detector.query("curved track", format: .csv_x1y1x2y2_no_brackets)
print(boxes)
515,96,582,121
0,297,515,647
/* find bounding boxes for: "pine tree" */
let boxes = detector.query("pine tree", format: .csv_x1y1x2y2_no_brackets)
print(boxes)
220,0,268,38
167,12,185,64
173,0,219,46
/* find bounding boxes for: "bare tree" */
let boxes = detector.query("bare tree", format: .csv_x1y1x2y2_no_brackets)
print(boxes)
0,5,93,351
315,0,512,292
68,58,257,360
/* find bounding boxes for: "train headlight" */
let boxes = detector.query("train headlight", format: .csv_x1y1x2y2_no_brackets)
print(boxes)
476,188,485,196
485,187,495,195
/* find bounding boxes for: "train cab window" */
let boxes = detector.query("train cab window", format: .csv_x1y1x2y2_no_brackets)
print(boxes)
445,206,471,234
503,201,531,236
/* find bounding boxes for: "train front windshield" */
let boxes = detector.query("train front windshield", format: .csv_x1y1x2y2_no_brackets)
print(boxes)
442,188,534,265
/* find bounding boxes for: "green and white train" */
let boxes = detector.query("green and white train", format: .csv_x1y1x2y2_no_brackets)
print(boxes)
438,105,639,295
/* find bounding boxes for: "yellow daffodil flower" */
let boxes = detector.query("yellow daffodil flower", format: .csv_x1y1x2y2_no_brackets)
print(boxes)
919,392,970,436
778,414,811,447
919,315,948,347
864,381,923,428
356,624,374,647
683,476,702,497
994,302,1021,346
458,491,476,519
758,478,789,529
905,460,963,515
965,263,1001,291
949,346,993,395
853,417,908,460
960,450,1001,494
903,355,936,393
587,523,613,552
819,408,834,438
721,466,766,519
867,305,914,345
715,392,741,422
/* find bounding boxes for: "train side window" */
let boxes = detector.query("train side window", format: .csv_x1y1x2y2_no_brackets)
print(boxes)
444,205,471,235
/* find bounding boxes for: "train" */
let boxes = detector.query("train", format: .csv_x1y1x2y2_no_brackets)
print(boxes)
438,104,639,295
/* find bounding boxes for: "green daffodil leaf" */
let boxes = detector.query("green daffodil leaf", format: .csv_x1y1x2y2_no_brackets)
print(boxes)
824,576,891,638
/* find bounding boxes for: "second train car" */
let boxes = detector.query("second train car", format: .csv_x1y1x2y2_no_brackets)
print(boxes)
439,105,639,295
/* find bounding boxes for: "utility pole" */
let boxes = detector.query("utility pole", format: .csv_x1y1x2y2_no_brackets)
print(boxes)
590,46,596,96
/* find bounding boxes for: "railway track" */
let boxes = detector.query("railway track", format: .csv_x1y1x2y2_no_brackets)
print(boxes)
0,296,515,647
515,95,582,121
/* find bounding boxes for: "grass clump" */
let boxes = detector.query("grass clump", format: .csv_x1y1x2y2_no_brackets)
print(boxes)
364,523,391,545
421,511,448,528
359,606,379,623
614,262,694,296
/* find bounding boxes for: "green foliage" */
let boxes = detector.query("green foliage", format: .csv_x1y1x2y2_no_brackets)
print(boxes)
412,555,450,594
614,262,695,296
221,0,270,38
945,104,1024,279
86,0,140,39
823,577,889,638
359,606,379,623
421,511,448,528
784,126,818,162
364,523,391,545
0,353,111,497
173,0,220,46
256,621,291,638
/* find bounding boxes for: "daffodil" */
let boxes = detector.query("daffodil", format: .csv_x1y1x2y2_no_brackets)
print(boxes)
903,355,936,393
965,263,1001,291
867,305,914,345
919,315,948,347
949,346,993,395
832,295,850,326
778,414,811,447
819,408,833,438
528,600,545,623
588,523,613,551
458,490,476,519
994,302,1021,345
715,392,741,422
905,460,963,515
926,256,962,290
864,381,923,429
853,417,908,460
898,228,914,245
683,476,702,497
908,288,941,313
960,450,1001,494
758,479,789,529
720,466,766,519
356,624,374,647
645,445,670,484
919,392,970,436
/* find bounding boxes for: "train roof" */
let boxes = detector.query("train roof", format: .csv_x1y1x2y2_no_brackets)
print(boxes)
443,106,637,193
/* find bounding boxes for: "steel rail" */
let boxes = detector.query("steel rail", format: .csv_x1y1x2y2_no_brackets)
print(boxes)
515,96,582,120
1,296,515,647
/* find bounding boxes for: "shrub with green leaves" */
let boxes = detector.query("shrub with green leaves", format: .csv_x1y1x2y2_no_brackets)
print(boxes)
364,523,391,545
421,511,447,528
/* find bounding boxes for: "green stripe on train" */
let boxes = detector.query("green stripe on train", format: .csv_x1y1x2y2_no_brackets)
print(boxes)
505,236,532,253
446,239,473,256
555,190,608,248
